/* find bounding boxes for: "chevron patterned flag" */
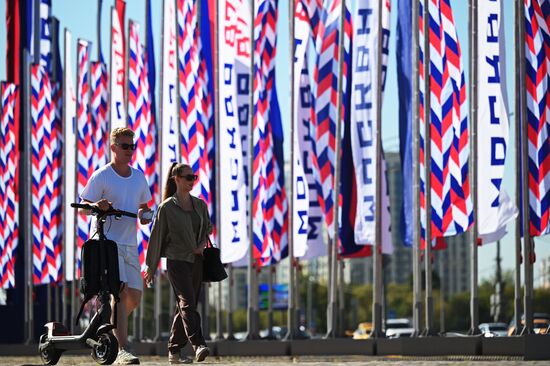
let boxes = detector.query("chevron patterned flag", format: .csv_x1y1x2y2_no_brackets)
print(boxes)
110,0,126,130
48,18,64,283
145,0,159,208
91,62,109,171
302,0,322,47
312,0,343,241
419,0,473,246
49,80,63,283
128,21,151,271
200,0,216,224
76,40,93,277
128,21,144,134
31,64,55,284
524,0,550,237
251,0,289,267
0,83,19,289
177,0,211,209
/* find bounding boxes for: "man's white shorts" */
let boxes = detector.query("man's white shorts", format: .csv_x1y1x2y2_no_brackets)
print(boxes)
117,245,143,291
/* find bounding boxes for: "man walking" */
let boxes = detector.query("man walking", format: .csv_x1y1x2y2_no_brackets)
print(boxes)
80,127,153,364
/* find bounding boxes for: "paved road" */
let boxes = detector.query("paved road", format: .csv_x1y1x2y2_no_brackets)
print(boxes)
4,355,549,366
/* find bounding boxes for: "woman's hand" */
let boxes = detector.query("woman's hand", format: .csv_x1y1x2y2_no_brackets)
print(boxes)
193,241,207,256
144,269,154,287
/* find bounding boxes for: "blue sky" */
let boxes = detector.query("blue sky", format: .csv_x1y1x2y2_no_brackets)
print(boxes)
0,0,548,283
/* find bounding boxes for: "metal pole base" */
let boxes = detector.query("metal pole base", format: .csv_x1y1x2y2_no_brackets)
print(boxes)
243,332,260,340
520,327,534,336
324,303,337,339
467,326,482,335
369,330,385,338
419,328,439,337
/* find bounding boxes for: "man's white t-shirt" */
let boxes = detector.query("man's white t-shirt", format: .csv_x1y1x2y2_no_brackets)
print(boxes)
80,164,152,246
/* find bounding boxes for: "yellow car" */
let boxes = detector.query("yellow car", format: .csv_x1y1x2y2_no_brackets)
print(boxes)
352,322,373,339
508,313,550,335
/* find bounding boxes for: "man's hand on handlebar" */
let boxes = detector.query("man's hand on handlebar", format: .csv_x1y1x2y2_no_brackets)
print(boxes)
79,199,112,215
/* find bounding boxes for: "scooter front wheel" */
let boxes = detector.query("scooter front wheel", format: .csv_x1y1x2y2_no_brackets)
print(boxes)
39,334,62,365
91,332,118,365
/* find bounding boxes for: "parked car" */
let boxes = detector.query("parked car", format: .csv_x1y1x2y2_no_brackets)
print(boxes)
479,322,508,337
352,322,373,339
259,325,310,340
385,318,414,339
508,313,550,335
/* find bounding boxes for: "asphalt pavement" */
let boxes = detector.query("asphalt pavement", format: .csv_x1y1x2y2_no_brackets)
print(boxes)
2,355,549,366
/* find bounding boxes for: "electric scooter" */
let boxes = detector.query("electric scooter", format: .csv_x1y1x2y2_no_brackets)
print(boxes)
38,203,137,365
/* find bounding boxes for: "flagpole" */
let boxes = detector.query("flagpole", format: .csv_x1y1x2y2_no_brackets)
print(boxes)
227,265,235,340
61,27,70,329
512,0,522,336
285,0,297,340
518,0,533,335
25,0,42,343
371,0,385,338
23,50,33,345
325,0,346,339
422,0,436,337
246,0,259,340
411,0,423,337
467,0,481,336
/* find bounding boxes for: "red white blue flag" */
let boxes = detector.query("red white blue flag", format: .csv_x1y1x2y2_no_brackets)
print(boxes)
524,0,550,237
312,0,342,242
419,0,473,244
0,83,19,288
251,0,288,267
91,62,109,171
128,21,158,271
31,64,58,284
76,40,93,277
110,0,126,130
177,0,211,209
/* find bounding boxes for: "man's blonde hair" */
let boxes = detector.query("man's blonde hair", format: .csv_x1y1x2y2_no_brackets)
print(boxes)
110,127,135,145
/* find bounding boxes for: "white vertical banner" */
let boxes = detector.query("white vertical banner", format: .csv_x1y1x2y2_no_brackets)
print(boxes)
219,0,249,264
63,29,76,281
296,59,326,260
350,0,390,245
235,0,251,215
292,2,313,258
110,3,126,130
161,0,180,191
476,0,516,243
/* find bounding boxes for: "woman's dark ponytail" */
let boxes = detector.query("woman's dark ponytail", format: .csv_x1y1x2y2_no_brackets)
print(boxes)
162,162,178,201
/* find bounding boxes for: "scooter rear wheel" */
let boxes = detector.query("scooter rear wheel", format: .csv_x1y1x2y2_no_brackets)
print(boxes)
39,334,62,365
91,332,118,365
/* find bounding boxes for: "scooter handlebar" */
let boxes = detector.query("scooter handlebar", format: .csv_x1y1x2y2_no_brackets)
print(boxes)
70,203,137,218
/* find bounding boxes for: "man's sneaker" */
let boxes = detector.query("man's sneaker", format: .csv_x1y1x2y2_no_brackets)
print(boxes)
169,351,193,364
114,348,140,365
194,345,209,362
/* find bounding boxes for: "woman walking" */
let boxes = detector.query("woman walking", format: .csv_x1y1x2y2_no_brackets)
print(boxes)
145,163,211,364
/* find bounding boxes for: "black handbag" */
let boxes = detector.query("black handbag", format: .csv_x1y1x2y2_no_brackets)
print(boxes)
202,238,227,282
